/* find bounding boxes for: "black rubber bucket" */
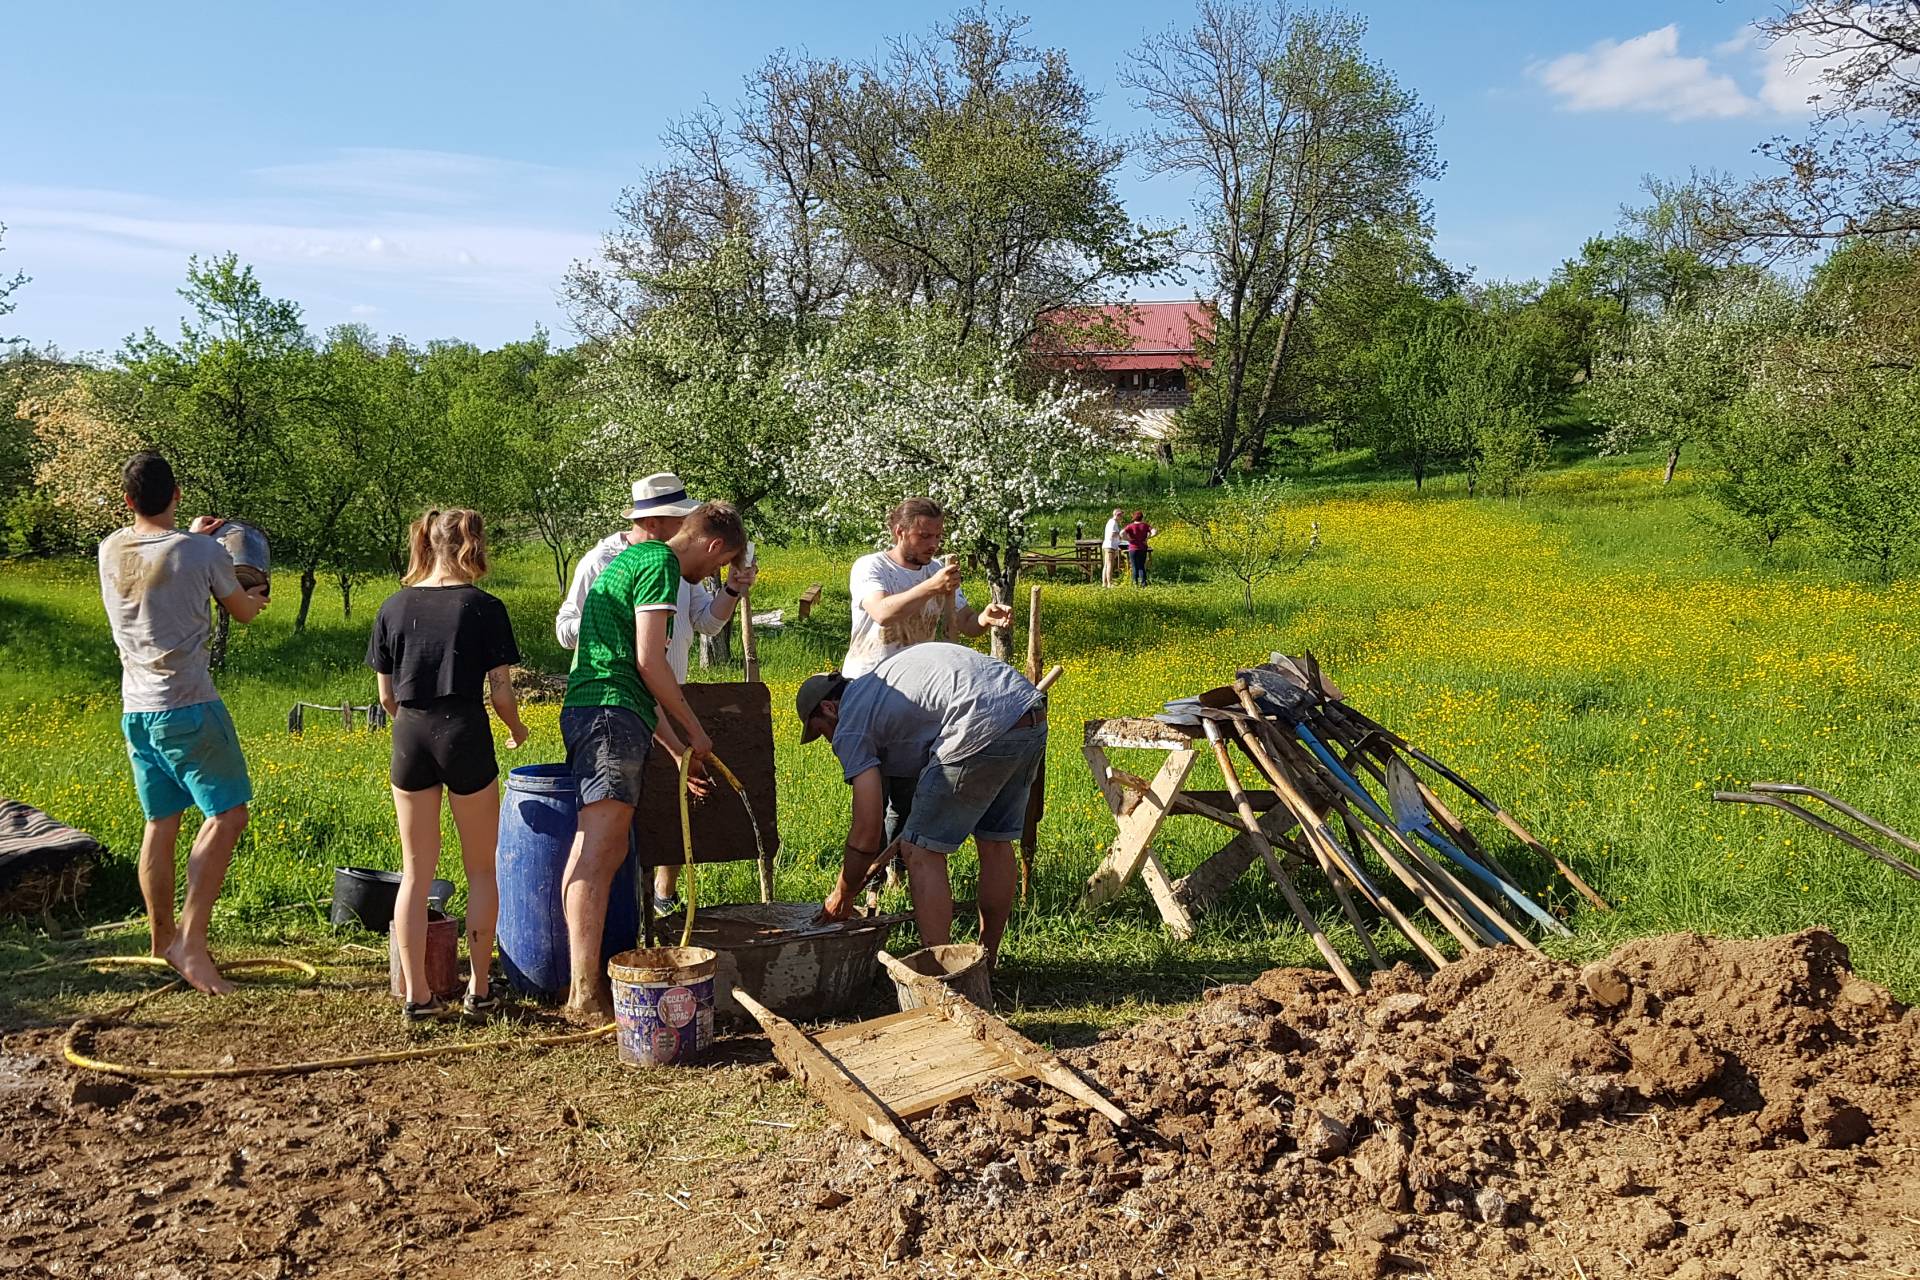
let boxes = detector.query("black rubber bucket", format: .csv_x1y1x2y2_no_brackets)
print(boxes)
329,867,454,933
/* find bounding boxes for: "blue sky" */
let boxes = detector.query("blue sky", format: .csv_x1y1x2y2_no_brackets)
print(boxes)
2,1,1820,355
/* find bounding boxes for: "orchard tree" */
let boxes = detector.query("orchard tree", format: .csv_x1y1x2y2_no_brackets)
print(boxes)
788,328,1112,660
1167,475,1318,615
1586,272,1801,484
1804,370,1920,580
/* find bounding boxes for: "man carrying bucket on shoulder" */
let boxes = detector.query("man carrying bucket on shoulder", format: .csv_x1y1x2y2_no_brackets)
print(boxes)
557,472,758,918
98,451,270,995
558,500,749,1022
794,642,1046,968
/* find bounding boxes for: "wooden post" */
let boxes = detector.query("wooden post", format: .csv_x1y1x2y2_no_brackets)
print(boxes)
1019,586,1045,902
1081,747,1197,910
739,592,759,684
733,988,946,1186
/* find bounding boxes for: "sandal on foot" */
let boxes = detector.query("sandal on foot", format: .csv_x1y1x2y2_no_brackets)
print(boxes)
461,989,503,1018
402,996,451,1024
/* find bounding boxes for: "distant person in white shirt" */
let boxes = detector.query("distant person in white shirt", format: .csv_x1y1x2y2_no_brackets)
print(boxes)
1101,506,1124,588
555,472,758,915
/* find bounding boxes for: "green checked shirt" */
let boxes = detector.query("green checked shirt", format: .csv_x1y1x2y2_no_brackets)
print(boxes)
563,540,680,728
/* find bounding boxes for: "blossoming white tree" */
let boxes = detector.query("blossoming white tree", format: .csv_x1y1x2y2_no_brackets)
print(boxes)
788,356,1115,660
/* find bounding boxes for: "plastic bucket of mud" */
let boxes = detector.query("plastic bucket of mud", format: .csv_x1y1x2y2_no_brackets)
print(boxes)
608,947,717,1067
889,943,992,1010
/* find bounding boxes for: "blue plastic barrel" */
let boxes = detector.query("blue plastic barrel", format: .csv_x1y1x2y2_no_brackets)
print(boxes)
497,763,640,1002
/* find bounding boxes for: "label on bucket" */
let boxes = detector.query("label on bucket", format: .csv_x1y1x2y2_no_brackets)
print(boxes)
658,986,698,1029
613,974,715,1067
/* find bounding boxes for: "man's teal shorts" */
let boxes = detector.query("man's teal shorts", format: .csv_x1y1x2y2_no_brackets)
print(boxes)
122,701,253,821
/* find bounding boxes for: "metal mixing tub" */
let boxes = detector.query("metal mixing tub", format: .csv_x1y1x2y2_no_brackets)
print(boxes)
684,902,906,1022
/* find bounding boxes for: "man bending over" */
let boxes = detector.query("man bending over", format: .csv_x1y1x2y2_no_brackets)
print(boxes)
795,643,1046,966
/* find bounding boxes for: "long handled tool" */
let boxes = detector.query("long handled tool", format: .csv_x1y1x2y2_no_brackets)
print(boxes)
1713,783,1920,886
1225,684,1446,969
1224,679,1526,946
1194,716,1363,993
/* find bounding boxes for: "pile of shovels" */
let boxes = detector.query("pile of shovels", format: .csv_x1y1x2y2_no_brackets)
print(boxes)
1157,654,1609,992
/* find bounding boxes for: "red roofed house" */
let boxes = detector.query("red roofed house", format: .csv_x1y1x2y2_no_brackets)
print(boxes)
1032,300,1213,438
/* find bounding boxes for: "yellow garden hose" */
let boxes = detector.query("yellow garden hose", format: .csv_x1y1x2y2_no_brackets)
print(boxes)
675,750,754,950
59,755,749,1080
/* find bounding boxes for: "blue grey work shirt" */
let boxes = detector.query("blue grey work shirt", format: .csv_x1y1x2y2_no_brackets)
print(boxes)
830,642,1042,782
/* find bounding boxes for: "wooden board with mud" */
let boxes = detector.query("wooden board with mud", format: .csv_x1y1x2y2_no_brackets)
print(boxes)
634,681,780,866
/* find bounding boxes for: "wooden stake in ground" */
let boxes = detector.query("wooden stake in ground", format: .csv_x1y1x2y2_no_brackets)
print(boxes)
1018,585,1044,901
732,988,946,1186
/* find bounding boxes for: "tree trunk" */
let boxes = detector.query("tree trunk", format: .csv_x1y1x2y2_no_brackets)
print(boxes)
1246,287,1309,469
984,549,1018,663
338,572,353,621
210,607,232,672
296,565,318,632
1663,442,1681,485
1413,461,1425,491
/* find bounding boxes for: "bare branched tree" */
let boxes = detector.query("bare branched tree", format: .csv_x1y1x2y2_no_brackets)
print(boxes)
1711,2,1920,255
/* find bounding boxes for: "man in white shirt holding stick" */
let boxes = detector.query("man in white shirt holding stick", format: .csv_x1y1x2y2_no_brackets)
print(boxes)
842,497,1012,889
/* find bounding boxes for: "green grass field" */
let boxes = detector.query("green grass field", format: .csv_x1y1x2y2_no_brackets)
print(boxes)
4,447,1918,1021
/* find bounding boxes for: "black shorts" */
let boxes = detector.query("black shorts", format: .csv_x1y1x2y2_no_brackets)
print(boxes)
391,698,498,795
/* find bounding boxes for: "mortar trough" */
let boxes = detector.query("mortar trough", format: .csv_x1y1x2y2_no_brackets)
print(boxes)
680,902,907,1021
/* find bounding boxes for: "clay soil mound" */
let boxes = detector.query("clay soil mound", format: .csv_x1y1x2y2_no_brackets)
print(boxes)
748,930,1920,1279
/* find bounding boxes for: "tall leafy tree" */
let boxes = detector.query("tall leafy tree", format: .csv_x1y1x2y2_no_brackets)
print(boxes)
1129,2,1438,482
1586,271,1801,484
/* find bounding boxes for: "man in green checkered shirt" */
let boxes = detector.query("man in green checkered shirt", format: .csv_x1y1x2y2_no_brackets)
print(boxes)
558,501,748,1020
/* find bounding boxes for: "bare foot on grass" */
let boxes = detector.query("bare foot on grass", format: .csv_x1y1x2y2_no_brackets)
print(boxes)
162,938,234,996
561,992,614,1028
148,923,176,960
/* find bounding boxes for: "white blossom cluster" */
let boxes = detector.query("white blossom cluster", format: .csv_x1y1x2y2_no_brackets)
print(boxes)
786,360,1112,584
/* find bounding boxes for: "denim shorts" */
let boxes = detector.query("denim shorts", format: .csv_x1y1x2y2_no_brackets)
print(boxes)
122,701,252,821
560,705,653,808
900,720,1047,855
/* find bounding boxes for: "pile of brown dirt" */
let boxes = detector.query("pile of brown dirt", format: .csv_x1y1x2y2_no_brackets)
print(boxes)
744,930,1920,1279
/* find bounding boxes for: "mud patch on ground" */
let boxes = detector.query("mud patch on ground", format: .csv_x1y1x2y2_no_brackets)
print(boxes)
741,930,1920,1279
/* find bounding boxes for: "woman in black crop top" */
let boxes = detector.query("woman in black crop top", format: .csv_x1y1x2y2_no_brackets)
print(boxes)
368,509,529,1023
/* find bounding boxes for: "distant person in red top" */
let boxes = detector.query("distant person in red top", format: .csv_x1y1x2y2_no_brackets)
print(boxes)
1121,511,1157,586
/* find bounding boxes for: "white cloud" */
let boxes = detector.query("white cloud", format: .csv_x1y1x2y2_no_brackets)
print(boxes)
1715,24,1827,117
349,303,381,317
252,147,580,207
1536,25,1757,120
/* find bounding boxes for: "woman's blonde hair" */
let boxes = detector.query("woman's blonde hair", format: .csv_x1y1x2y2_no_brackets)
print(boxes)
402,508,489,585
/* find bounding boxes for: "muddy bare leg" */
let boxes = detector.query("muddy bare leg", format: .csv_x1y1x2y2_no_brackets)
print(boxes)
164,804,246,995
903,841,954,948
138,813,185,958
561,798,633,1020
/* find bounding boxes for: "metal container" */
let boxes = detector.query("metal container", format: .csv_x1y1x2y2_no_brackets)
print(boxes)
216,519,271,598
683,902,904,1022
888,943,992,1010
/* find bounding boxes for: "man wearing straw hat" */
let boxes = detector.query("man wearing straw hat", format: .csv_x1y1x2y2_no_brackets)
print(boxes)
557,472,758,917
794,643,1046,967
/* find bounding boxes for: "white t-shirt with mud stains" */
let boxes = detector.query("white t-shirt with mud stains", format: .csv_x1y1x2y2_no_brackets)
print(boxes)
98,528,240,712
841,550,968,680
